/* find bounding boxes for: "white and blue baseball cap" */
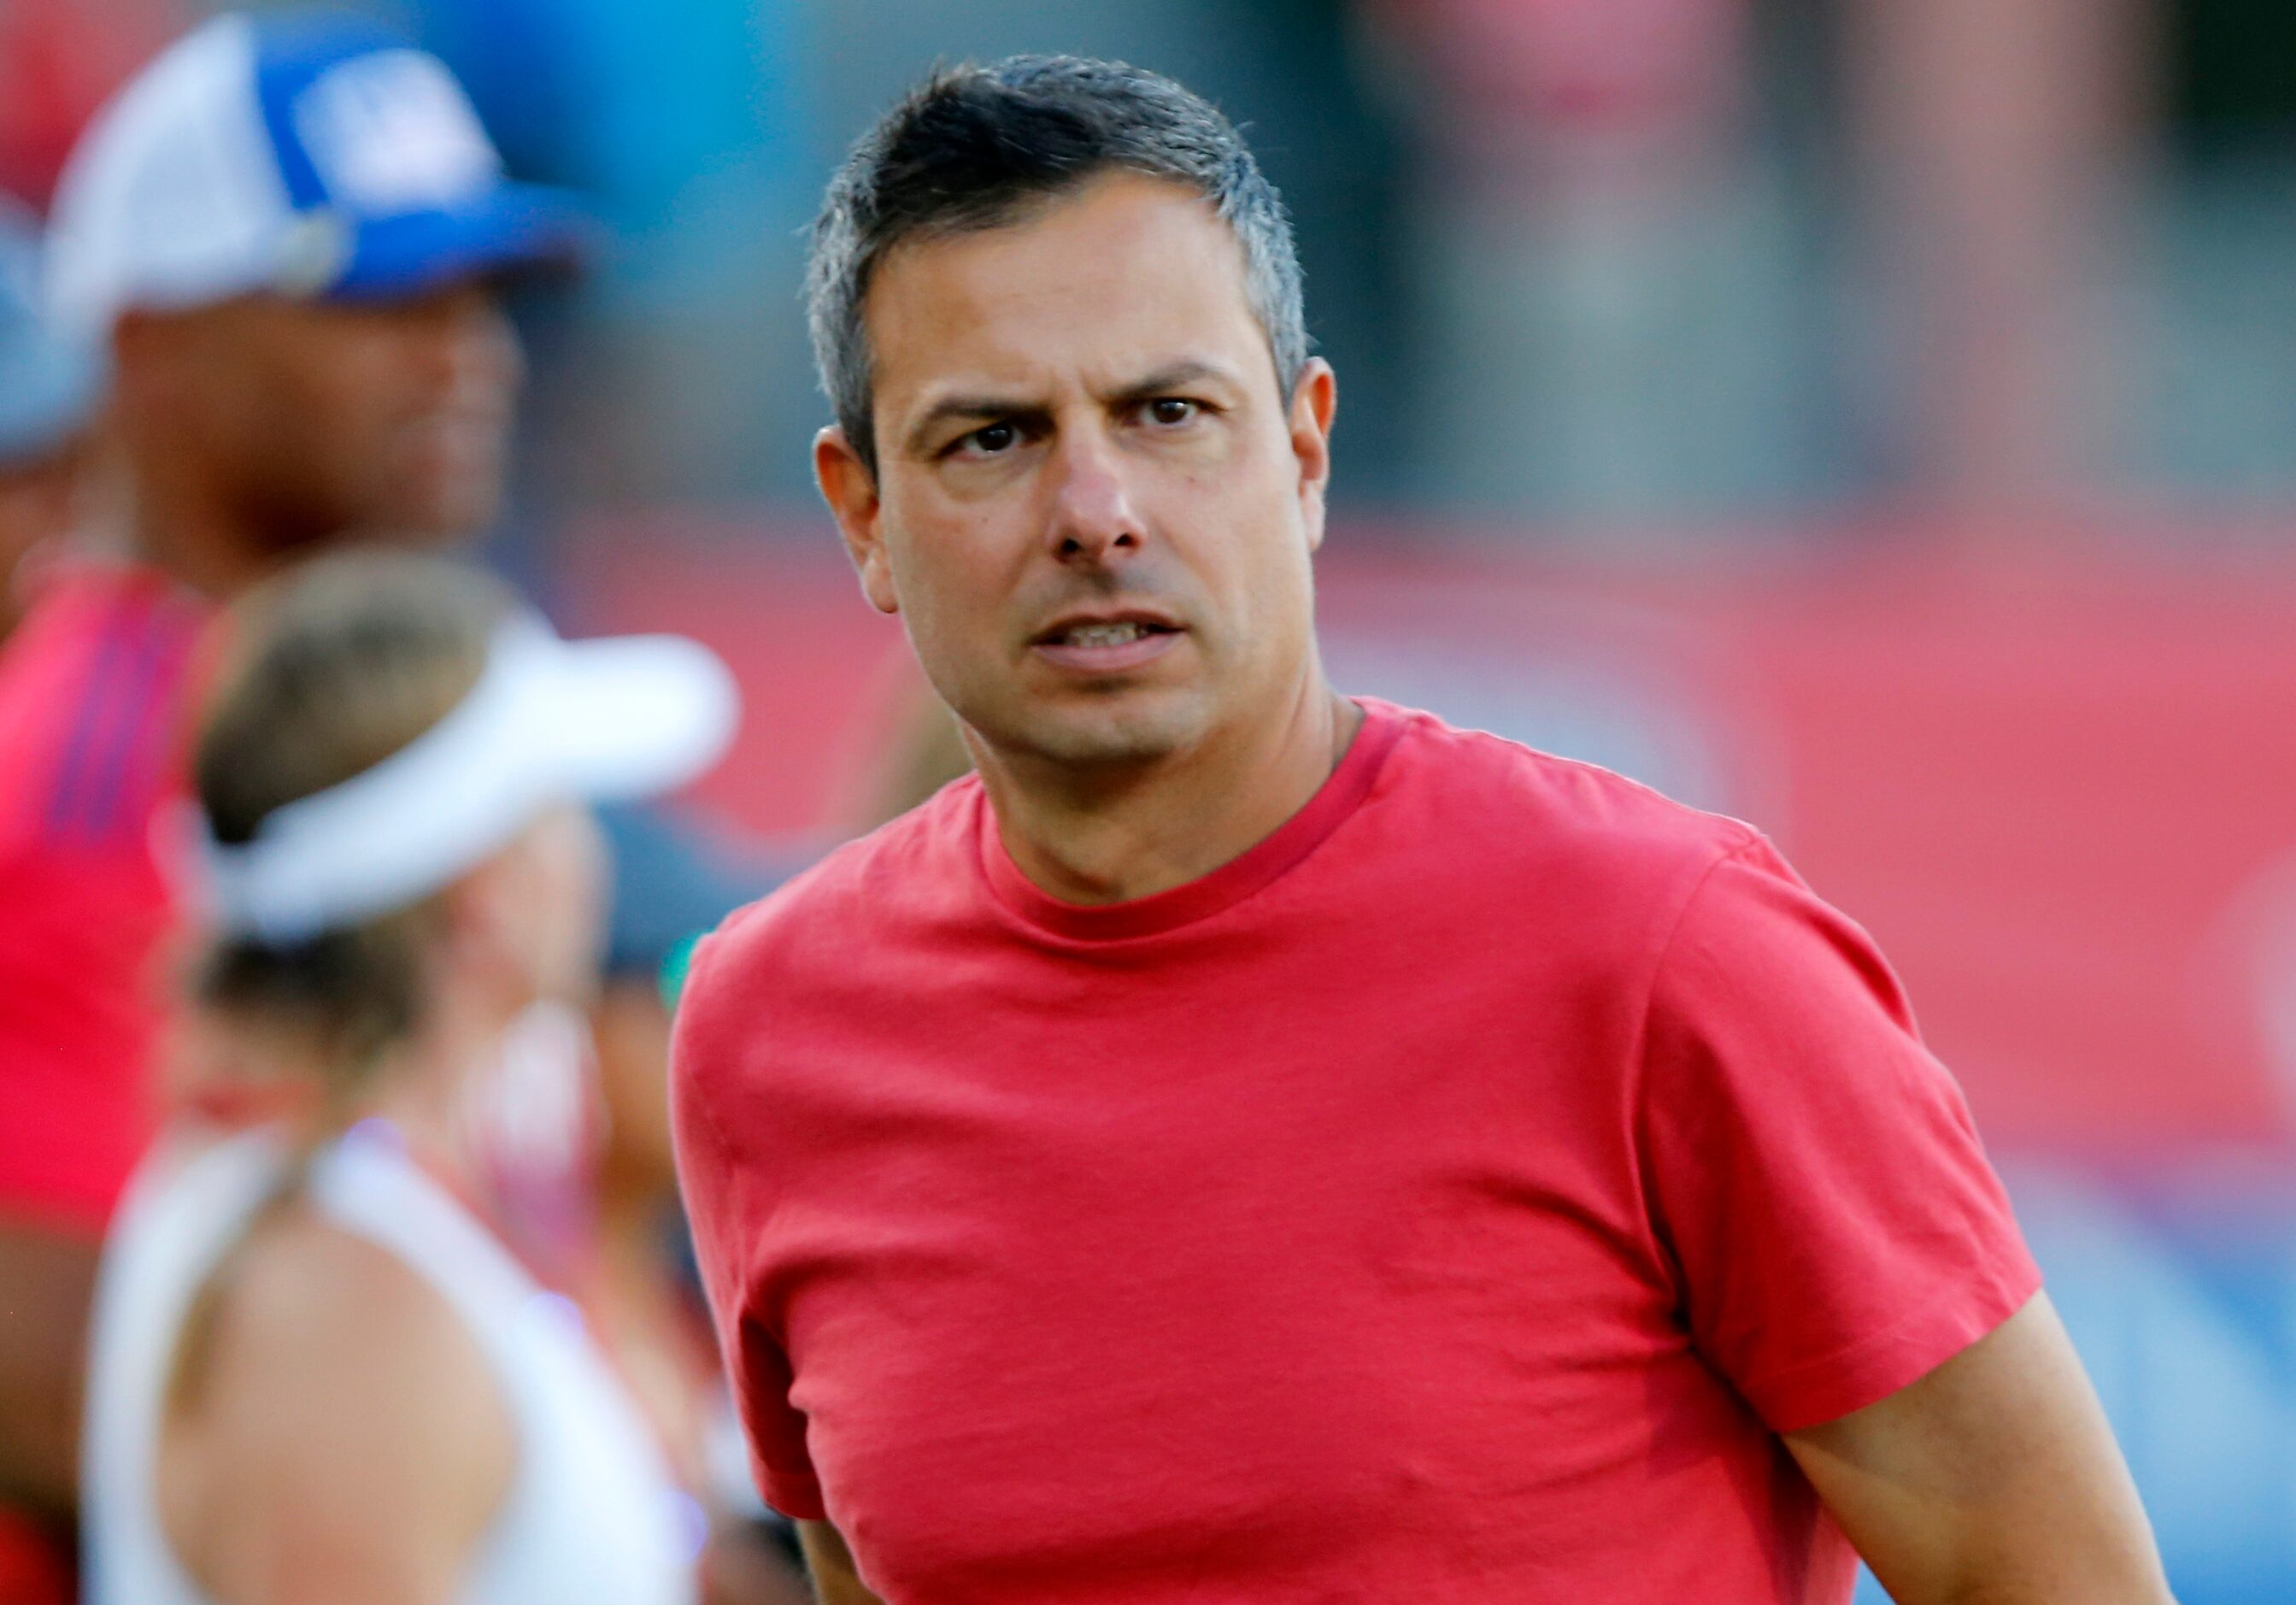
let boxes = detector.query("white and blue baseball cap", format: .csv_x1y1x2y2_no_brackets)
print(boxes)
0,201,102,466
45,10,588,340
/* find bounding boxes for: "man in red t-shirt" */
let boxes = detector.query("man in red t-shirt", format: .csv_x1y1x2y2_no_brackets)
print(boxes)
672,58,2170,1605
0,12,580,1553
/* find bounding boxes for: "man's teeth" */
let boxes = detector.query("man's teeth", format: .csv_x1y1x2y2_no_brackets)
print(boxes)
1062,621,1150,647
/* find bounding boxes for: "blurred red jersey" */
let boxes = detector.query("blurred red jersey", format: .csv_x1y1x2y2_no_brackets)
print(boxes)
0,563,208,1231
0,1509,70,1605
673,700,2040,1603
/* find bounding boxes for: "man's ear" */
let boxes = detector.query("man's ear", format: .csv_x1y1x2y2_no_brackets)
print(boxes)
815,426,898,616
1288,359,1337,554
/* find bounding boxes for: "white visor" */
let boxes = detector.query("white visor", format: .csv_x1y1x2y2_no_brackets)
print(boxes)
197,616,738,945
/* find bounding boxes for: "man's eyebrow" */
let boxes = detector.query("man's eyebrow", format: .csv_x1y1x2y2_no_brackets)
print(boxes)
901,393,1041,457
1107,359,1240,403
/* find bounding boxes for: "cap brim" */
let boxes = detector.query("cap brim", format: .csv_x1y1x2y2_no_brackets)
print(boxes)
328,181,594,303
520,632,741,807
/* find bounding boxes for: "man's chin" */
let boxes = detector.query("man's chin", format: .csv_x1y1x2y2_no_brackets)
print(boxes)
372,483,502,547
996,690,1207,770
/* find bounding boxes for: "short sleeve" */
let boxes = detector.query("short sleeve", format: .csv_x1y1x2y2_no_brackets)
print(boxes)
1635,837,2041,1433
669,929,828,1520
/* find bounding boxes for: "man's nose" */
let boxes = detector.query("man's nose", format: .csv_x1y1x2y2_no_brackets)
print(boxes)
1044,429,1143,565
424,285,525,402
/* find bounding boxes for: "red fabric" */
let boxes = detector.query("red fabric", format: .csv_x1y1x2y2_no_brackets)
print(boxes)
0,563,208,1229
0,1508,71,1605
0,0,180,207
672,700,2038,1603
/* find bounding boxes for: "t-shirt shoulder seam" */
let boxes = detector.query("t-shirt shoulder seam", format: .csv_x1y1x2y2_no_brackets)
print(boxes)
676,926,746,1171
678,925,791,1243
1618,826,1769,1285
1632,827,1770,1027
675,926,801,1351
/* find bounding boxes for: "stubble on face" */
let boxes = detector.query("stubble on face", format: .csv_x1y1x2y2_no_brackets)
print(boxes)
855,173,1325,784
904,544,1223,773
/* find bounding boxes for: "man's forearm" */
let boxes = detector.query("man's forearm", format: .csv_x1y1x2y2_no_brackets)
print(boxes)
0,1223,99,1516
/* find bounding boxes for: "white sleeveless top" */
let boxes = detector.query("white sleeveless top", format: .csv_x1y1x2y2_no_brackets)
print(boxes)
81,1122,697,1605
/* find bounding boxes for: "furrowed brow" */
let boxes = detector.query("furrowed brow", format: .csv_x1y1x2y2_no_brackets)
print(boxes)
901,395,1041,457
1106,359,1236,407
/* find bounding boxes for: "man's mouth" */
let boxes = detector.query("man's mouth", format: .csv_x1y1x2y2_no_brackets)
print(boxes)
1049,620,1166,648
1031,614,1183,673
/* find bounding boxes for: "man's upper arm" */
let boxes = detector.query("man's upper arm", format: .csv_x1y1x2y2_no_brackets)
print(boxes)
0,1221,98,1514
1636,838,2041,1427
1783,1291,2171,1605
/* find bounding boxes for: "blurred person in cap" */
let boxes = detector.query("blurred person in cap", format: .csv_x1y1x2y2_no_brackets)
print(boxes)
0,4,582,1549
672,57,2171,1605
80,549,733,1603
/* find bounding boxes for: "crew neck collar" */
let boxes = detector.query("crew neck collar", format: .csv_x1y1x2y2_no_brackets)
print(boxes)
979,698,1406,943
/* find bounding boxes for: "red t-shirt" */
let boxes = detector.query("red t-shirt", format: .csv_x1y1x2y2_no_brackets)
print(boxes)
0,563,208,1231
672,700,2039,1604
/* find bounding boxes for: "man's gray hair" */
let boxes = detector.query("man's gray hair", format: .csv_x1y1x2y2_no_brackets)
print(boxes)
806,56,1309,478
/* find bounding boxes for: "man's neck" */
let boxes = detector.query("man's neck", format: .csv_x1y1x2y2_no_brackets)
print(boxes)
130,498,273,600
110,442,279,600
978,673,1363,907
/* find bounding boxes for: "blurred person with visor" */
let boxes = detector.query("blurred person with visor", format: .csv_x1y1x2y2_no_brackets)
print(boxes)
0,6,584,1561
79,549,735,1602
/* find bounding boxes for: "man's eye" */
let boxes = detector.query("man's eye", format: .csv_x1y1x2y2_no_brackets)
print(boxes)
1147,398,1199,426
963,422,1019,456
